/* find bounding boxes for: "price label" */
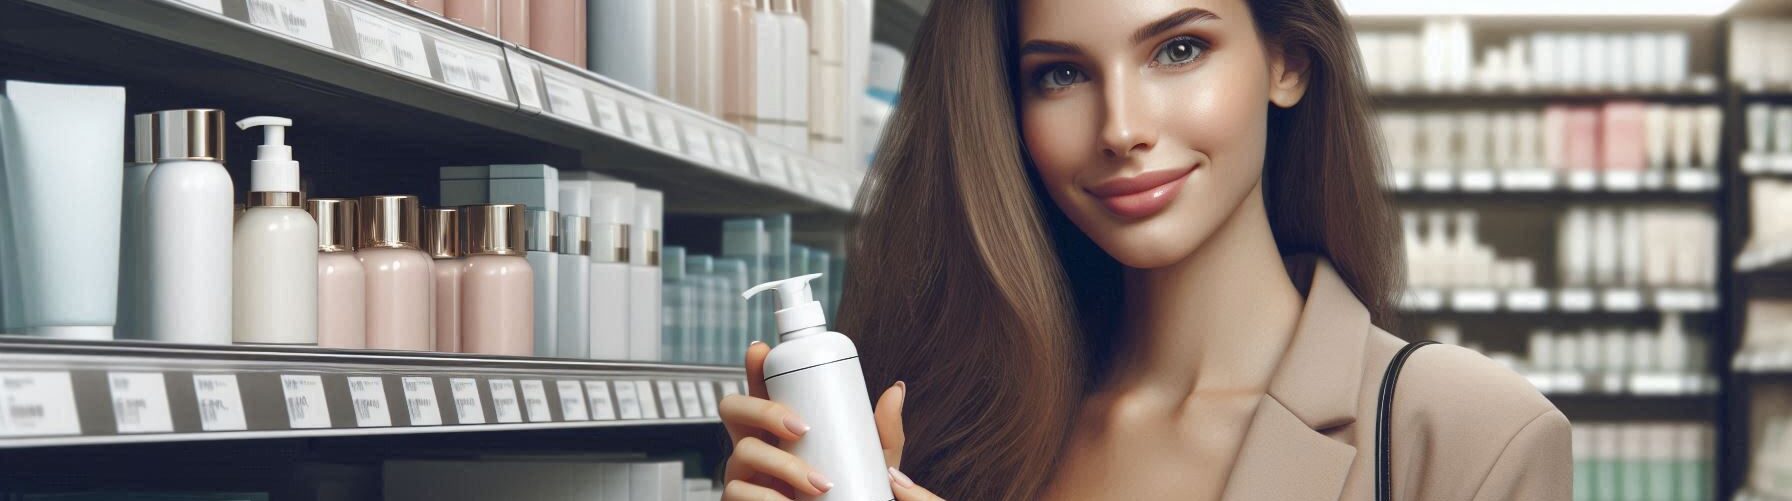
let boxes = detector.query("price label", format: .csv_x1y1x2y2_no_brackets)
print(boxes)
543,76,594,126
1673,170,1715,192
1399,289,1444,311
0,372,80,437
1450,289,1499,312
1505,289,1550,312
1655,289,1706,311
612,380,643,420
520,380,552,422
556,381,589,421
584,381,616,420
108,372,173,434
280,375,331,429
591,94,625,134
1603,171,1642,192
789,163,814,194
676,381,703,417
1458,170,1495,192
656,381,683,419
713,134,738,171
449,378,485,425
1602,289,1643,312
175,0,226,14
350,10,432,78
435,42,510,101
683,123,716,164
346,376,392,428
698,382,719,418
730,138,753,174
488,379,523,423
756,148,788,185
192,374,246,431
246,0,334,48
623,105,655,143
1499,169,1556,191
1388,170,1415,192
1418,170,1454,191
506,57,543,111
1558,289,1596,312
634,381,660,419
1566,170,1599,191
401,377,441,426
652,114,684,153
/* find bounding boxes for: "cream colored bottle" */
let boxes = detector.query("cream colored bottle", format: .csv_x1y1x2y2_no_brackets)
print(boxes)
498,0,530,46
424,208,464,353
445,0,498,35
722,0,758,132
460,204,535,356
357,195,434,351
527,0,586,67
309,199,365,349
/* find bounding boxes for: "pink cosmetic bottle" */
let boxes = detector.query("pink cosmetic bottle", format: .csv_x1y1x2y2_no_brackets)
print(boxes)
356,195,434,351
308,198,366,349
423,208,464,353
459,204,535,356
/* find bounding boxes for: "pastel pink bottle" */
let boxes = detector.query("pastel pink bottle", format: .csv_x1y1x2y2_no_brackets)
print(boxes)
459,204,535,356
356,195,434,351
308,198,366,349
424,208,464,353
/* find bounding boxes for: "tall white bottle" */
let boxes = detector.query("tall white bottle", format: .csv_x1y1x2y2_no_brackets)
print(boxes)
118,113,157,340
526,209,560,357
587,180,635,360
741,274,892,501
556,183,592,358
629,189,663,361
145,109,234,345
232,116,318,345
776,0,811,151
753,0,785,143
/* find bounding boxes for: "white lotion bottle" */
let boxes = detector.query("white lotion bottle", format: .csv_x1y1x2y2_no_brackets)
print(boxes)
742,273,892,501
557,214,591,358
776,0,811,150
630,189,664,361
586,180,635,360
232,116,318,345
753,0,785,143
145,109,234,345
526,209,560,357
118,113,157,340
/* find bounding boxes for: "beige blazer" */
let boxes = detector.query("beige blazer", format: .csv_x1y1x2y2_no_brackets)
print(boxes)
1218,259,1572,500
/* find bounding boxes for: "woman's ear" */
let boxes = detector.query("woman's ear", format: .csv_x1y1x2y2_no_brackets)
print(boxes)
1268,45,1311,108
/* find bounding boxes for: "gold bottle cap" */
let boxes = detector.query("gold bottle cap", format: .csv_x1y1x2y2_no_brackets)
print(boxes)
591,223,630,263
153,109,226,162
560,215,590,256
308,198,358,252
524,209,560,253
131,113,157,164
462,204,528,256
423,208,461,259
247,191,304,208
358,195,422,249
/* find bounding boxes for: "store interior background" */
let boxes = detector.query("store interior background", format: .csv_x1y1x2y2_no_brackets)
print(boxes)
1,0,1792,499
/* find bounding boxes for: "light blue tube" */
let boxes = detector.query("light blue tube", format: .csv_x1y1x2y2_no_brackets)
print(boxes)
1,81,125,340
0,96,20,332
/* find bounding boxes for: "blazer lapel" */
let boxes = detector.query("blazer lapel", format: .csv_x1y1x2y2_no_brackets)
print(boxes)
1220,259,1371,501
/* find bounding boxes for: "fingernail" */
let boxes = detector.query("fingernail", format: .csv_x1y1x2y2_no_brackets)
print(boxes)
749,340,764,346
889,467,915,488
894,381,907,411
809,471,835,493
783,414,811,436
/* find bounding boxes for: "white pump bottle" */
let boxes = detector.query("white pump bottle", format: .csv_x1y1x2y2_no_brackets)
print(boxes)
741,273,892,501
232,116,318,345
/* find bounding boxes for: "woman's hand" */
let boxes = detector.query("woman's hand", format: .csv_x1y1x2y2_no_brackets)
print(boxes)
719,341,946,500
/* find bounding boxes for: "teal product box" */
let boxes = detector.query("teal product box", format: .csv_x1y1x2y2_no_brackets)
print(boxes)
662,246,687,363
686,255,715,364
828,254,845,320
489,164,560,213
764,215,792,345
791,245,811,279
722,218,768,345
716,259,750,363
438,166,491,207
809,250,831,317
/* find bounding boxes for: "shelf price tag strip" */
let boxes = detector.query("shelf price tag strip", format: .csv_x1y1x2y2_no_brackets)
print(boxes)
280,374,331,429
192,374,247,432
346,376,392,428
655,381,682,419
108,372,174,434
519,380,553,423
488,379,523,423
556,380,589,421
402,376,442,426
449,377,485,425
585,380,617,421
0,371,81,437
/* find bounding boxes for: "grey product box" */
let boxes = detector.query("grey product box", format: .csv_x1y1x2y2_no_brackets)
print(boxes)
488,164,560,213
721,218,768,345
438,165,491,207
715,259,749,363
661,246,687,363
765,215,792,345
809,250,831,318
686,256,715,364
791,245,811,279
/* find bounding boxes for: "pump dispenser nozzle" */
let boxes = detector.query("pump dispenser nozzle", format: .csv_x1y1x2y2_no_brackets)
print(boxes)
236,116,300,193
741,273,826,337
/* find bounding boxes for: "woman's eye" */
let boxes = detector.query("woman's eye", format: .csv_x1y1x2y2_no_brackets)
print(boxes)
1036,65,1087,92
1153,36,1205,67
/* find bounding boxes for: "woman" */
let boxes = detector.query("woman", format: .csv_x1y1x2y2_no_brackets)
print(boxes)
719,0,1571,499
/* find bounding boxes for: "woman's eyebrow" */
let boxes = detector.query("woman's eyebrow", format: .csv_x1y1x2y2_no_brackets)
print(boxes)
1131,7,1220,45
1018,39,1084,57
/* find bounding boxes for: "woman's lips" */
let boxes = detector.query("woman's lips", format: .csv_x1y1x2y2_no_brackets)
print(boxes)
1086,166,1196,219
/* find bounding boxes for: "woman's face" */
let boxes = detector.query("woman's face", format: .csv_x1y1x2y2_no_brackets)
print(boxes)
1017,0,1307,269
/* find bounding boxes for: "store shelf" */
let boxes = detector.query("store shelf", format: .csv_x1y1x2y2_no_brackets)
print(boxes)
1738,240,1792,273
1398,287,1719,313
6,0,859,216
1522,371,1719,396
1371,82,1721,105
1386,168,1720,195
1730,349,1792,374
1740,81,1792,100
1741,153,1792,176
0,336,744,449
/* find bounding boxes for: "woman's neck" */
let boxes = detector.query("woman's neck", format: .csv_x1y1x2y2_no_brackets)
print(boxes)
1113,185,1306,398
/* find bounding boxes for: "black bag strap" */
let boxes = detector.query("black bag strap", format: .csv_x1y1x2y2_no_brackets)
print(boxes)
1375,340,1437,501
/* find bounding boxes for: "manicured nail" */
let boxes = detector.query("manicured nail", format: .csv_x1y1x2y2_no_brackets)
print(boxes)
809,471,835,493
888,467,915,488
894,381,907,412
783,414,811,436
750,340,765,346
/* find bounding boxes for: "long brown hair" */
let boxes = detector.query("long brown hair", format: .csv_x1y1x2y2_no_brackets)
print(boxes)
835,0,1399,499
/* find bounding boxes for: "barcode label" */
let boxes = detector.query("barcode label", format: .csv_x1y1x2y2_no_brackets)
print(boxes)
612,380,643,420
623,105,654,142
0,372,80,437
755,147,788,185
591,94,625,134
656,381,683,419
108,372,173,434
345,376,391,428
245,0,333,48
449,378,485,424
192,374,247,431
520,380,552,422
584,381,616,420
684,123,716,164
676,381,703,417
698,382,719,418
435,42,509,101
543,76,594,125
556,381,589,421
488,379,522,423
401,377,442,426
633,381,659,419
652,114,684,152
506,57,543,110
350,9,432,78
281,375,331,429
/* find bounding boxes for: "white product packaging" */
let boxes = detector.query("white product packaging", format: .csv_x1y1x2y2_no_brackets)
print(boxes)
146,108,234,345
232,116,318,345
117,113,157,339
631,189,664,361
557,183,592,358
585,178,635,360
587,0,657,92
525,209,560,357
